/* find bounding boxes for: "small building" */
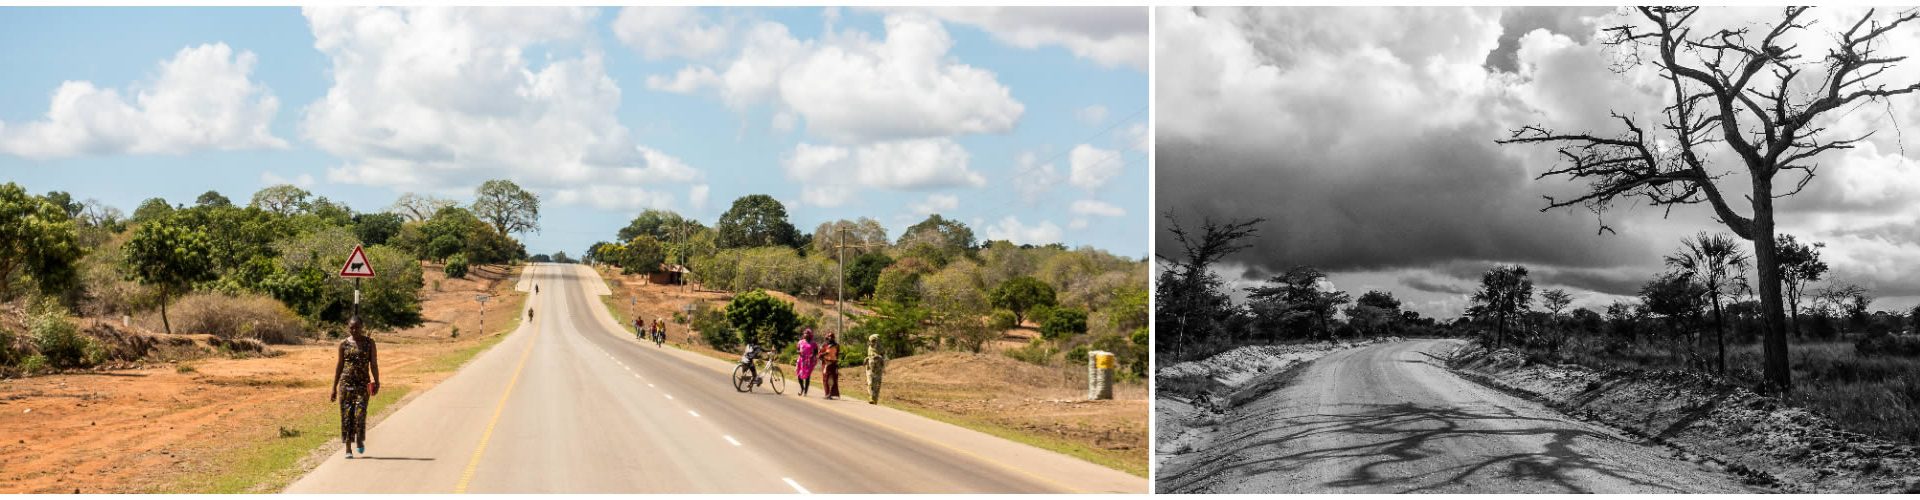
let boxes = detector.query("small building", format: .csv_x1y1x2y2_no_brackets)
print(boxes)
647,264,688,285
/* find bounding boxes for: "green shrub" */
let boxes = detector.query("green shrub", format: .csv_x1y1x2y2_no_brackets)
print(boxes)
30,302,91,368
989,309,1018,330
19,354,49,375
725,290,802,349
445,253,470,279
0,328,15,366
1067,344,1090,363
839,340,868,368
1040,308,1088,341
689,302,735,351
1005,338,1056,365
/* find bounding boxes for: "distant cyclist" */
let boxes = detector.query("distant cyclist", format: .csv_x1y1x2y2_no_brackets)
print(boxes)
331,317,380,459
527,307,534,322
634,317,646,340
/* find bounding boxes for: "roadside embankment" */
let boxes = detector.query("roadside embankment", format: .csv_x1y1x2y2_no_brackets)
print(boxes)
1448,342,1920,493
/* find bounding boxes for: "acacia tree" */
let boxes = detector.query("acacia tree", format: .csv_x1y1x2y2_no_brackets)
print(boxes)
391,192,458,222
1541,289,1574,354
990,276,1057,327
1775,234,1828,338
249,184,311,216
123,216,216,334
1499,7,1920,392
716,194,799,249
472,179,541,236
1470,265,1534,349
1155,213,1263,360
1665,232,1751,374
1247,266,1350,341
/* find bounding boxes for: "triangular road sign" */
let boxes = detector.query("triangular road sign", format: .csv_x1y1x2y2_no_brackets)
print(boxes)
339,245,376,278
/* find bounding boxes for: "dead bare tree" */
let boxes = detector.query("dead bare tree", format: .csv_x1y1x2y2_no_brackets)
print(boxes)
1499,7,1920,393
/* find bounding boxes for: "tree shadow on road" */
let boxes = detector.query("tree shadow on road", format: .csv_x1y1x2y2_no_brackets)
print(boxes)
1157,402,1686,493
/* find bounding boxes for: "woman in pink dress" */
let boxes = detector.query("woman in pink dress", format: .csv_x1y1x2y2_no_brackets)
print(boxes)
795,329,819,396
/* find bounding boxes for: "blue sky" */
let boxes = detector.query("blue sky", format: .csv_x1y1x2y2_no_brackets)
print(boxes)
0,7,1148,258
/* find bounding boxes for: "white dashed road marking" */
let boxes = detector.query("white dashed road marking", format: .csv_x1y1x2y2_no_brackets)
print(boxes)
783,478,811,494
724,435,741,446
688,410,700,417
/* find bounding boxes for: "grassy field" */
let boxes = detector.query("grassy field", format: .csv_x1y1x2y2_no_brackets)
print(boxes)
1524,336,1920,443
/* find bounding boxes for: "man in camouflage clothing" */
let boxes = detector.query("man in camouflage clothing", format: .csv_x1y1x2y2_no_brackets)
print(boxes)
865,334,886,405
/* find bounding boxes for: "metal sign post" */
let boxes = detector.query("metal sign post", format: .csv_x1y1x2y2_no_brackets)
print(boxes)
339,245,377,323
474,294,491,338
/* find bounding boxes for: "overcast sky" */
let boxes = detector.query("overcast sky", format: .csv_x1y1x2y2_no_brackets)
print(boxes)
0,7,1148,257
1156,6,1920,318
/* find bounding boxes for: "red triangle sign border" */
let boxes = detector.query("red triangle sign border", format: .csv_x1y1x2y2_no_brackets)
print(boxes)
339,245,376,278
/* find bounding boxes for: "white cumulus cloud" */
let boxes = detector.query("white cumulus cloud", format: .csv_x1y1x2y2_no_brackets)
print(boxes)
1068,144,1124,191
910,193,960,216
300,7,704,209
884,7,1148,70
613,7,730,61
782,138,986,206
650,12,1024,144
985,216,1064,246
1070,199,1126,217
0,43,286,159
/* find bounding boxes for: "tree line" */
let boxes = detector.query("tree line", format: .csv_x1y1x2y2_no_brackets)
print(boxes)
0,179,543,359
589,194,1150,377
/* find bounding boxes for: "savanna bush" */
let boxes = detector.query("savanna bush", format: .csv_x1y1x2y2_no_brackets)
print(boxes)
445,253,470,279
30,302,92,369
173,292,308,344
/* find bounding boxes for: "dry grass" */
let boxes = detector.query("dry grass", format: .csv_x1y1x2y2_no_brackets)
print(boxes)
1527,337,1920,443
170,293,307,344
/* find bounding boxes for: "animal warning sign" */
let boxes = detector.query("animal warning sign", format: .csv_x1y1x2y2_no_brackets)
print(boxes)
339,245,376,278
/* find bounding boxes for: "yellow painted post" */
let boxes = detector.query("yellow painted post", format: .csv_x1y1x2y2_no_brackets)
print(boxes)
1088,350,1115,400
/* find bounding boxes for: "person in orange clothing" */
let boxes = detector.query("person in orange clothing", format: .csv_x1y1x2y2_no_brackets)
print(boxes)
821,331,842,400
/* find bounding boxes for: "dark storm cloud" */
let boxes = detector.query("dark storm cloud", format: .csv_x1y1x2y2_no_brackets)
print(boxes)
1400,274,1470,295
1485,6,1614,73
1154,132,1658,278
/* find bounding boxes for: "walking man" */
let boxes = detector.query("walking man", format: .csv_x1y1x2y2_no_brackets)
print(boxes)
865,334,886,405
331,317,380,458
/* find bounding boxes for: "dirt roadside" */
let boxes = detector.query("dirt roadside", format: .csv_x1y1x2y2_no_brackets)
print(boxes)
594,267,1149,476
0,263,527,493
1449,342,1920,493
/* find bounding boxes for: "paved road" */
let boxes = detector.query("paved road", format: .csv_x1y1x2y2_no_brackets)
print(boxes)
288,263,1142,493
1156,339,1755,494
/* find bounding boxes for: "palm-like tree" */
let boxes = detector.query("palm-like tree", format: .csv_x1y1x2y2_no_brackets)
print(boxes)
1665,232,1752,374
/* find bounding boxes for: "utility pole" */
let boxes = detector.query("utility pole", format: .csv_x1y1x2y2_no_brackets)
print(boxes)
834,225,885,335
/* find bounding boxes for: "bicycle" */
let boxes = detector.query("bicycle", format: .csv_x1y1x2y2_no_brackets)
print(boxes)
731,356,785,394
652,329,664,348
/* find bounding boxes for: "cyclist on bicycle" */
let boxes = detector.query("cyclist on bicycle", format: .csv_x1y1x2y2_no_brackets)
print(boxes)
741,342,765,383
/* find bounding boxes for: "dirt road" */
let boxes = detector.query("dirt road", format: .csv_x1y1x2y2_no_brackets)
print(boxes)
1156,339,1757,493
285,264,1142,494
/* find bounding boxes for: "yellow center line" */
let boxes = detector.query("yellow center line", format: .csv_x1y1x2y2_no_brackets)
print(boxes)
451,317,541,493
